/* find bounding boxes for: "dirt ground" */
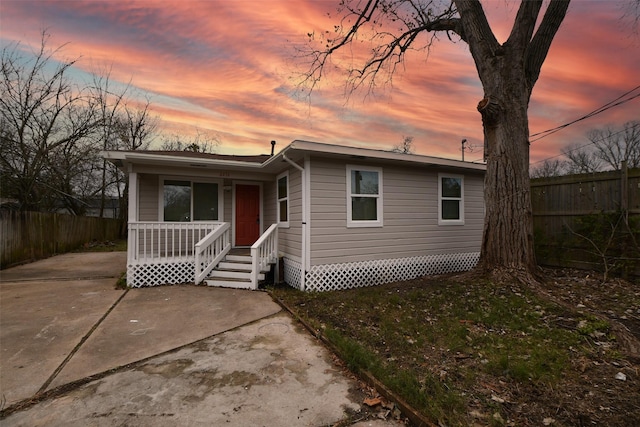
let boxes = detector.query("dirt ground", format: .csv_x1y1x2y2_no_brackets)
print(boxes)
274,268,640,426
496,269,640,426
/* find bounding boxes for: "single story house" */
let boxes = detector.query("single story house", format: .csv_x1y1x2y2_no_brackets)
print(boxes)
103,140,486,292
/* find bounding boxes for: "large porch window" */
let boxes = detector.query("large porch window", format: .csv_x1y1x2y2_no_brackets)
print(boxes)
163,179,221,222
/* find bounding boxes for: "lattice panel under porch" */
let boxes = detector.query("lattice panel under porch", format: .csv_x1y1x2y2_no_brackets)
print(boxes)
128,261,195,287
303,252,480,292
283,257,303,290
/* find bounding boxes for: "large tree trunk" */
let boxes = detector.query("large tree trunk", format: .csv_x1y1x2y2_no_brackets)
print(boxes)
476,90,538,280
454,0,569,282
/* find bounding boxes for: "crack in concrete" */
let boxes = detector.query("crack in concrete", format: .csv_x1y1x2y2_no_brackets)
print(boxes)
37,288,130,394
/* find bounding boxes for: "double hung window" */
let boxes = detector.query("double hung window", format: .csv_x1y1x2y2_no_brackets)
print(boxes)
438,174,464,225
277,171,289,227
347,165,383,227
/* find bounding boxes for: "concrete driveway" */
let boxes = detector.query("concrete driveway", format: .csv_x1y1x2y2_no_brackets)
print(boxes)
0,252,402,426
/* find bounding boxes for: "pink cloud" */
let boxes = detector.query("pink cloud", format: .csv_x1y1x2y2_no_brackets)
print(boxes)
1,0,637,164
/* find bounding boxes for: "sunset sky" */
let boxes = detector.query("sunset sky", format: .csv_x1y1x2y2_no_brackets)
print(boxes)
1,0,638,164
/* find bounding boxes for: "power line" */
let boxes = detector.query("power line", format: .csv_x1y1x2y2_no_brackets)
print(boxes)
530,126,632,166
529,85,640,143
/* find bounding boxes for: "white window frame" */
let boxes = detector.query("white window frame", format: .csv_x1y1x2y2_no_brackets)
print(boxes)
159,176,224,222
438,173,464,225
346,165,383,228
276,171,290,228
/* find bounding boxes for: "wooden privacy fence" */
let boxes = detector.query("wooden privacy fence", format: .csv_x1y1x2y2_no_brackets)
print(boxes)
531,165,640,278
1,210,123,268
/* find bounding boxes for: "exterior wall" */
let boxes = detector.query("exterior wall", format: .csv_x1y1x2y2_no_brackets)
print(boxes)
278,164,303,260
138,173,159,221
291,157,484,291
131,166,278,228
309,158,484,264
262,180,277,229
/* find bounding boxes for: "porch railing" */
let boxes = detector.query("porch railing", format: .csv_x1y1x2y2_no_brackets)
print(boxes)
250,223,279,289
194,223,231,284
127,221,224,264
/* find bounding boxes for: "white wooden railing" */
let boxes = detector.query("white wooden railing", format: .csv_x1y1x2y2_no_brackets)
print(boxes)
127,222,224,264
194,223,231,284
250,223,279,289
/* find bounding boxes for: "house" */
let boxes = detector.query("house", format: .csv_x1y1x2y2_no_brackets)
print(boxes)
103,140,486,291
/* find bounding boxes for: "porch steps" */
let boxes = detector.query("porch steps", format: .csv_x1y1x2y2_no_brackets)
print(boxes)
204,254,268,289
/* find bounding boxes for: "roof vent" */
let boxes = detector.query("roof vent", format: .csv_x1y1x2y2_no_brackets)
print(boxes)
271,140,276,156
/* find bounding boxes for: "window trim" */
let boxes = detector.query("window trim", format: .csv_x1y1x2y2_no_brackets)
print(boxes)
276,171,290,228
159,176,223,222
346,165,383,228
438,173,464,225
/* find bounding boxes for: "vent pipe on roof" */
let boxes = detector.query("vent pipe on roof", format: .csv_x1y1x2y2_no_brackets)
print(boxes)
271,140,276,156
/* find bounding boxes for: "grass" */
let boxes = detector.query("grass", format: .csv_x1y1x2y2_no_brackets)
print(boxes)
269,276,623,426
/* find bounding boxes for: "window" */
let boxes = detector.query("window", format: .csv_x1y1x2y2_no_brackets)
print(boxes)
347,165,383,227
438,174,464,225
277,171,289,227
163,179,220,222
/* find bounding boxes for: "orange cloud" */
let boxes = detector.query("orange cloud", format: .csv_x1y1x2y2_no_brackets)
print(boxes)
1,0,638,164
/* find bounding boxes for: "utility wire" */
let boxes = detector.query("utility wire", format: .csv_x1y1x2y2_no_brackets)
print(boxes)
529,85,640,143
530,126,631,166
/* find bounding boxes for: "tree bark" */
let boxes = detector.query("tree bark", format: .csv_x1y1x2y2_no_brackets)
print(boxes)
454,0,569,281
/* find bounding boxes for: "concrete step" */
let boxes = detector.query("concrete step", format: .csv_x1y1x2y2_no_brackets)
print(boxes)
209,269,265,280
204,277,253,289
226,255,251,263
218,261,252,271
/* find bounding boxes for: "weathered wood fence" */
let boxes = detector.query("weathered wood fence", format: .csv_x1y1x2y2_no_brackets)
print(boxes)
531,165,640,279
1,210,123,268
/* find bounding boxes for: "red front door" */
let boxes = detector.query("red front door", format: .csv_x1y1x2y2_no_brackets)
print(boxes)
235,184,260,246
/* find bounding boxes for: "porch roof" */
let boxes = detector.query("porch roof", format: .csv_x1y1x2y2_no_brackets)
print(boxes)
103,140,486,174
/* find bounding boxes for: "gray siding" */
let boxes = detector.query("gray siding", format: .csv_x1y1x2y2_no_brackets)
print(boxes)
309,158,484,265
277,165,303,259
263,181,276,229
138,174,159,221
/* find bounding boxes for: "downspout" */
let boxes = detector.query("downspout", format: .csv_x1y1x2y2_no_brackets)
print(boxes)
282,153,307,291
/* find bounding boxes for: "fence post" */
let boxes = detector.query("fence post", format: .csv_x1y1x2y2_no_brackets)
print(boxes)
621,160,628,223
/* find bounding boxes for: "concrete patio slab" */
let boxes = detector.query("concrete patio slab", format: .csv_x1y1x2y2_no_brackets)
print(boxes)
3,313,365,427
0,279,124,407
48,286,281,389
0,252,127,282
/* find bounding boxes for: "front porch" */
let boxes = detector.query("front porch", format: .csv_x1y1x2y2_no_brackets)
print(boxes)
126,222,278,288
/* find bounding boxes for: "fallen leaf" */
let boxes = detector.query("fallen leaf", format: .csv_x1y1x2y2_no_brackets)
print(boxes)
364,397,382,407
491,394,505,403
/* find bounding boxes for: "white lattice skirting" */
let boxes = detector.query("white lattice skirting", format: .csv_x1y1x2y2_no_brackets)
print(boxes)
128,261,195,287
283,257,303,290
284,252,480,292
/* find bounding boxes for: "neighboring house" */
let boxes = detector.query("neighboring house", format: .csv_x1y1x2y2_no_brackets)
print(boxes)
103,140,486,291
55,196,121,218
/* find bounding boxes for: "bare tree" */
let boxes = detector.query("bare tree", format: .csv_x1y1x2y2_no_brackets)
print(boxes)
91,67,132,217
158,128,220,153
561,121,640,174
391,135,414,154
589,121,640,170
562,143,603,174
0,33,100,212
115,98,157,151
302,0,571,282
530,158,567,178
